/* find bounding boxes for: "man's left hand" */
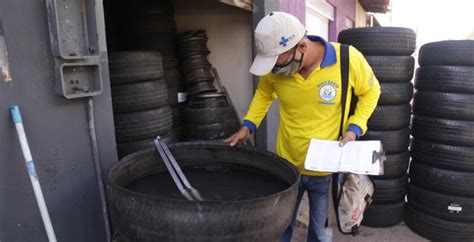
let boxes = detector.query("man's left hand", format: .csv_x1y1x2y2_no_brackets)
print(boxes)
339,131,357,147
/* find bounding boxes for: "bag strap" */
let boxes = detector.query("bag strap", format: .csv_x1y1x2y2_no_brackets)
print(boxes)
339,44,349,138
332,44,355,235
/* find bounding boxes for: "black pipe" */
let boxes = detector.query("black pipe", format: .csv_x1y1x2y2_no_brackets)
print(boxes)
87,98,112,242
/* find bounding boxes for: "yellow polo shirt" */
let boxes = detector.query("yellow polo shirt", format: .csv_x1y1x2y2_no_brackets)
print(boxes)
243,37,380,176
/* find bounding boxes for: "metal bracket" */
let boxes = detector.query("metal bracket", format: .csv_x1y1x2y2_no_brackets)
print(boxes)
45,0,104,99
56,63,103,99
46,0,99,59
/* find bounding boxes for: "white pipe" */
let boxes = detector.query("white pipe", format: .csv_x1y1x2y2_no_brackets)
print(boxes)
10,106,57,242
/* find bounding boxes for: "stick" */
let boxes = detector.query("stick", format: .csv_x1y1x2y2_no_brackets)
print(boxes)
10,106,57,242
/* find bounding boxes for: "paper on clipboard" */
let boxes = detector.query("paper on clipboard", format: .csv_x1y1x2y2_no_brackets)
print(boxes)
304,139,384,175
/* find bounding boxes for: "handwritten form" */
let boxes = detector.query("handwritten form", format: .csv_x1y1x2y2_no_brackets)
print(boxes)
304,139,383,175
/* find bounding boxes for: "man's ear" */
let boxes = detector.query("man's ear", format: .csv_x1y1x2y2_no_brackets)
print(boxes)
298,40,308,53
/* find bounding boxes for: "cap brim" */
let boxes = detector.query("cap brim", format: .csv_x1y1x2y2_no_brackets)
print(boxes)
249,54,278,76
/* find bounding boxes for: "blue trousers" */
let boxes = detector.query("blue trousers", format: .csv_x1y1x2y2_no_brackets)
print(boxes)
280,175,332,242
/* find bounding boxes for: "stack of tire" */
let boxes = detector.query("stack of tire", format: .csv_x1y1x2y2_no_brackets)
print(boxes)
406,40,474,241
108,0,187,141
338,27,416,227
185,93,240,141
177,30,217,95
108,51,175,158
177,30,239,141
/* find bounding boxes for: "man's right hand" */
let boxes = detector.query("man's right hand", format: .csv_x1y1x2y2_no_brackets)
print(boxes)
224,126,251,147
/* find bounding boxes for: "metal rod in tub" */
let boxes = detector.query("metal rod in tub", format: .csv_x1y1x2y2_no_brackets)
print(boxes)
10,106,57,242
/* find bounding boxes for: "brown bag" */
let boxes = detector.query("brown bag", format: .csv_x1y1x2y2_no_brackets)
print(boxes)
332,45,375,235
333,173,374,235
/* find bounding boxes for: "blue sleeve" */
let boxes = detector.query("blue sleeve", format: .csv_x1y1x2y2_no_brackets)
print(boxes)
347,124,362,139
242,120,257,134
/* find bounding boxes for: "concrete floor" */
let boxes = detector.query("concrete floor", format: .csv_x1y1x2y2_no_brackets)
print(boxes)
292,222,428,242
291,193,429,242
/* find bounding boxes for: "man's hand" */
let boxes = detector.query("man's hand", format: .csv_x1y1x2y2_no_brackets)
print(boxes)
224,127,251,146
339,131,357,147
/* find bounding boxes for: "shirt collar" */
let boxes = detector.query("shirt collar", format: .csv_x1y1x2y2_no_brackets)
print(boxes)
307,35,337,68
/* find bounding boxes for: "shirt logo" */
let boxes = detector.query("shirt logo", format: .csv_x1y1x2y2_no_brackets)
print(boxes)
317,80,338,104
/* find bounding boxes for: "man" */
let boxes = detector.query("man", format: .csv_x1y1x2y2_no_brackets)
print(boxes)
225,12,380,242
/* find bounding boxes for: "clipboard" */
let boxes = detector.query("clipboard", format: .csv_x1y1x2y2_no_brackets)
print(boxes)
304,139,385,175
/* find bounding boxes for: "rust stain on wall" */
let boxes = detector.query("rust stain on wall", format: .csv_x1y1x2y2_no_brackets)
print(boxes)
0,20,12,82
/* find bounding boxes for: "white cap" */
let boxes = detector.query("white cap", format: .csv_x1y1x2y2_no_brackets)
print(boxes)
250,12,306,76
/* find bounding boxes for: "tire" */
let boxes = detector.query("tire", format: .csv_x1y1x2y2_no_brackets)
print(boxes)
111,79,168,113
180,54,212,74
365,56,414,82
183,67,214,84
408,184,474,223
411,115,474,146
126,1,174,21
373,151,409,179
410,138,474,172
415,65,474,94
116,130,178,158
187,93,229,108
185,106,236,125
173,126,186,142
337,27,416,56
121,29,177,53
171,104,186,127
378,82,413,105
362,200,405,227
371,175,407,204
413,91,474,120
187,80,217,96
164,69,184,88
368,105,411,130
107,142,299,242
418,40,474,66
409,161,474,197
161,51,180,70
186,119,240,140
360,128,410,154
405,205,474,242
114,106,172,142
108,51,164,84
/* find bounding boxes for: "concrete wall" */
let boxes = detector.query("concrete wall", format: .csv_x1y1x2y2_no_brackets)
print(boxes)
279,0,306,24
277,0,358,41
355,1,368,27
327,0,356,41
264,0,280,13
174,0,253,121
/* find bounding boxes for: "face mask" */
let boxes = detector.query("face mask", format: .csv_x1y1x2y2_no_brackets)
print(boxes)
272,49,304,76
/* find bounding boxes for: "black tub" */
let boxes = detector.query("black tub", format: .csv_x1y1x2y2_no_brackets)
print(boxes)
107,142,300,242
